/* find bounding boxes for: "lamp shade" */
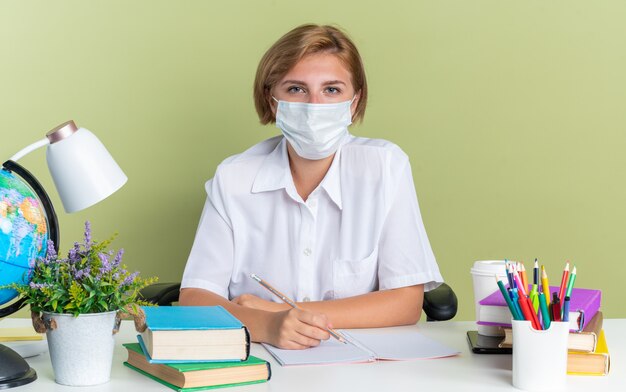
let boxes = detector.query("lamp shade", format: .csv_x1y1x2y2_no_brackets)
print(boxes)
45,122,127,213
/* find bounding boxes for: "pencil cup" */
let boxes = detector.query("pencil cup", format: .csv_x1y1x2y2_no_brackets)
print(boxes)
470,260,508,336
512,320,569,391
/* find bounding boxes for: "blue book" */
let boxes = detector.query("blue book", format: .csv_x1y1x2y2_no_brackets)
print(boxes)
139,306,250,363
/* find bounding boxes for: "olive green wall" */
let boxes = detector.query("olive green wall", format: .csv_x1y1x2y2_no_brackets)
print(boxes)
2,1,625,320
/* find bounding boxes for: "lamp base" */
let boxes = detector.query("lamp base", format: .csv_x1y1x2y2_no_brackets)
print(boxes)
0,344,37,389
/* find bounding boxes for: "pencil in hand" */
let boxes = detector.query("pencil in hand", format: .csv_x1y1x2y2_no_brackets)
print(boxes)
249,273,346,344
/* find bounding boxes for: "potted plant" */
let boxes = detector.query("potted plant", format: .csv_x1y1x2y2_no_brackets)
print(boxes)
2,221,157,386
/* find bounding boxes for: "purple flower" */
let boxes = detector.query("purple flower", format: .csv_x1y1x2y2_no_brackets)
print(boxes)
121,271,139,287
74,267,91,280
46,240,57,259
83,221,92,250
68,242,81,263
98,253,112,275
29,282,52,290
39,240,58,265
113,249,124,267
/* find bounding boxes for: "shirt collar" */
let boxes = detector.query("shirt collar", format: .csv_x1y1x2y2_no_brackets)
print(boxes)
251,137,292,194
251,137,344,210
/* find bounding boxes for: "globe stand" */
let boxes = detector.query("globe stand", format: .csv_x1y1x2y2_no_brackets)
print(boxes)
0,345,37,389
1,160,60,389
0,298,37,389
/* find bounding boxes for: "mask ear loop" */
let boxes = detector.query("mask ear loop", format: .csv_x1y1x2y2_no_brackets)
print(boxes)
349,95,358,120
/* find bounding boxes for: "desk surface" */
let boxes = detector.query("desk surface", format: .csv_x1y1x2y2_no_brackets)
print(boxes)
1,318,623,391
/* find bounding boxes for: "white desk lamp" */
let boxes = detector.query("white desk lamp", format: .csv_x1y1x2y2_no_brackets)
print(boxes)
0,120,127,388
8,120,127,213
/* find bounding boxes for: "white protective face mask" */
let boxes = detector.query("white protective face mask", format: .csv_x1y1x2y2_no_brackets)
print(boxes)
273,96,355,160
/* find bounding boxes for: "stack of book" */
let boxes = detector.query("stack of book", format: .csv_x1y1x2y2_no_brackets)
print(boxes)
480,287,610,376
123,306,271,391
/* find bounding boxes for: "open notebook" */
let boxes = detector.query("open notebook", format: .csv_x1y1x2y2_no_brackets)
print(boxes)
262,330,459,366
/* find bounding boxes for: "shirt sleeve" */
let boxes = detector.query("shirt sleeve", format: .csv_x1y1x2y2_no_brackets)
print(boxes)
377,155,444,292
180,174,234,299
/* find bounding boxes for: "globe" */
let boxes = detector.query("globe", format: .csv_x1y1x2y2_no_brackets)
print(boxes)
0,168,50,307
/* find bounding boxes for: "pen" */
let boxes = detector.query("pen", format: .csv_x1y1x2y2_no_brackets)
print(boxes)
249,273,346,344
552,293,561,322
563,296,570,323
533,259,539,287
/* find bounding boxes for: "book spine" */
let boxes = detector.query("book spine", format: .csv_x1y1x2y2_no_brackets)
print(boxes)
243,326,251,361
265,361,272,381
577,292,601,331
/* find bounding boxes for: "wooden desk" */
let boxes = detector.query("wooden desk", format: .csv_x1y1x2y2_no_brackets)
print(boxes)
2,318,623,391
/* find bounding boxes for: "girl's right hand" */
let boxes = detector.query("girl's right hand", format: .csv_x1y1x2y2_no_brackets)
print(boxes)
265,308,332,349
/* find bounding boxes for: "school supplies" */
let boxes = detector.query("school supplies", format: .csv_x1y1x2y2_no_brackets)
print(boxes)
499,311,604,352
478,286,601,331
123,343,270,391
262,329,459,366
139,306,250,363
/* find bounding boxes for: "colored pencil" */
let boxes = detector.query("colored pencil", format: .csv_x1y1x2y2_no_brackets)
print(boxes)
565,266,577,298
496,277,523,320
541,265,550,306
519,262,528,291
538,292,551,330
557,261,570,305
518,295,541,330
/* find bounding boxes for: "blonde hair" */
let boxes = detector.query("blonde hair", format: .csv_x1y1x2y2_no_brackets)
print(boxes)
253,24,368,124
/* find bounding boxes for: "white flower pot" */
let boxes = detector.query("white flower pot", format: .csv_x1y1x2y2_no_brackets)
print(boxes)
43,310,118,386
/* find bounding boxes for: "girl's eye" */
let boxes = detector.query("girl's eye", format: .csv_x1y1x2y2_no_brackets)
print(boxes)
287,86,305,94
325,86,341,94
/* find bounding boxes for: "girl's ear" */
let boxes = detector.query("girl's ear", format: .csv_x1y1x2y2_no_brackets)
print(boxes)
268,91,277,117
350,90,361,117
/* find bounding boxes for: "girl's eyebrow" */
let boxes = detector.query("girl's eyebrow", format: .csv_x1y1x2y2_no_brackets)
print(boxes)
280,80,308,86
322,80,346,86
279,80,347,86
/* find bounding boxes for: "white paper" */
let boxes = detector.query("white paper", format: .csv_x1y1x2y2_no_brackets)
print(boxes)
262,338,373,366
262,329,459,366
343,330,460,360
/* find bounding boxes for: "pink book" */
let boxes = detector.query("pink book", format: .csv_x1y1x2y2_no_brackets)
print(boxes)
478,286,601,332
